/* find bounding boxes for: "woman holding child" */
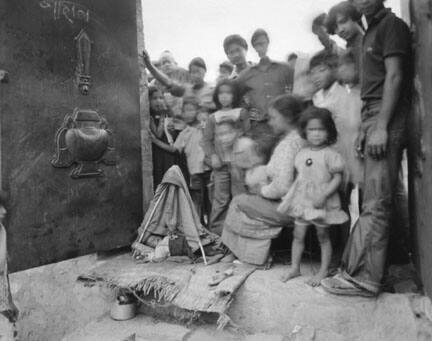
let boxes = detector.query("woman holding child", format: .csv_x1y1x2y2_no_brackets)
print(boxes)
221,95,305,266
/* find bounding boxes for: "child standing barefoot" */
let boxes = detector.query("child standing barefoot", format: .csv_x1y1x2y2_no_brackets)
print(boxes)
278,107,348,286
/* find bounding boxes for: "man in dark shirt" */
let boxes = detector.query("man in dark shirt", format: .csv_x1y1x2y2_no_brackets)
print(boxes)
236,29,294,123
322,0,412,297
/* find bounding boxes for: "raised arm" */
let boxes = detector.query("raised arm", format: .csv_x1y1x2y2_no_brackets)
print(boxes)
142,50,185,97
150,131,178,153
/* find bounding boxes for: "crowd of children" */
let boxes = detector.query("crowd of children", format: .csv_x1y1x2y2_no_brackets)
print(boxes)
143,0,412,297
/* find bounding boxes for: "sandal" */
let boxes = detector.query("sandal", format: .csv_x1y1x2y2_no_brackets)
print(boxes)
208,268,234,286
321,274,376,297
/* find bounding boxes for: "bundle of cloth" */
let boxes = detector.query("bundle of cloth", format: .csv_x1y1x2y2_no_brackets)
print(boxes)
132,166,221,264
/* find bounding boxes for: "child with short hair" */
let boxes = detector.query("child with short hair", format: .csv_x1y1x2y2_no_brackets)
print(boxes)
150,96,211,222
203,79,250,234
278,107,348,286
217,61,234,82
310,50,362,186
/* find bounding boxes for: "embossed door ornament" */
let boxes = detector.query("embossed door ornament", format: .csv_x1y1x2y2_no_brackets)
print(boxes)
75,29,92,95
51,108,116,179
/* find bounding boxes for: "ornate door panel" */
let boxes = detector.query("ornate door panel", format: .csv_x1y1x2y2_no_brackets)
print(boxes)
0,0,142,271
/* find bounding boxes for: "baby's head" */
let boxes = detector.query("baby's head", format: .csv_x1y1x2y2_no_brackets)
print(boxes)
309,51,338,91
299,106,338,147
233,125,279,170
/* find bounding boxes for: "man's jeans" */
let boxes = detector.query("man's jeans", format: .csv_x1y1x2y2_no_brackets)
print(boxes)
341,100,408,293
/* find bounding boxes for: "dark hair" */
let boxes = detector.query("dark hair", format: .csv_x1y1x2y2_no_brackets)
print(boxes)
223,34,248,53
219,61,234,74
148,86,160,99
326,1,362,35
188,57,206,71
182,96,200,110
312,13,328,33
309,50,339,70
268,94,305,125
245,124,280,163
299,106,338,145
251,28,269,46
287,53,298,62
212,79,241,109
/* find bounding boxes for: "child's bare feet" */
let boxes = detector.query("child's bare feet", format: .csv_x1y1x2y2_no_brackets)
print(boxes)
281,268,301,282
306,270,328,287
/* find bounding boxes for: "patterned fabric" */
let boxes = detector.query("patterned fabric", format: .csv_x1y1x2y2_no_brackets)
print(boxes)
278,147,349,226
260,130,305,199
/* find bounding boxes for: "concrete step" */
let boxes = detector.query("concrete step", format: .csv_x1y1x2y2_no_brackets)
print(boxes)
60,313,288,341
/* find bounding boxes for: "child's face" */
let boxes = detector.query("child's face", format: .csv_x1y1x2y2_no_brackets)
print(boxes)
218,85,234,108
218,67,231,80
335,14,358,41
182,103,198,124
160,56,175,74
216,123,237,149
197,112,209,128
189,65,206,85
338,62,358,85
150,91,165,112
310,64,335,90
253,35,269,59
268,107,293,135
306,118,328,147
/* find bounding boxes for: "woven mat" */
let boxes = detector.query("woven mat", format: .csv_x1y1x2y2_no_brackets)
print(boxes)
78,254,255,323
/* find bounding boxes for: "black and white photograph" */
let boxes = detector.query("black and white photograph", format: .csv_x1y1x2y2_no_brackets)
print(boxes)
1,0,432,340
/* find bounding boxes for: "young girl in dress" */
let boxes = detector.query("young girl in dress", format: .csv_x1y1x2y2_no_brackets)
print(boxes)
278,106,348,287
202,79,250,234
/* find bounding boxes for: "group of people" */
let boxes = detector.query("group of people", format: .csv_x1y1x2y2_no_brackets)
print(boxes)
143,0,412,298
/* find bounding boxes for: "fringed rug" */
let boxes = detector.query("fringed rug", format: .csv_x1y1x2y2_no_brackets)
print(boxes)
78,254,255,328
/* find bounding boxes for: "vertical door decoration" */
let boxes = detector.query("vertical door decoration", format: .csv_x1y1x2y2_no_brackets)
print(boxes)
75,29,92,95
